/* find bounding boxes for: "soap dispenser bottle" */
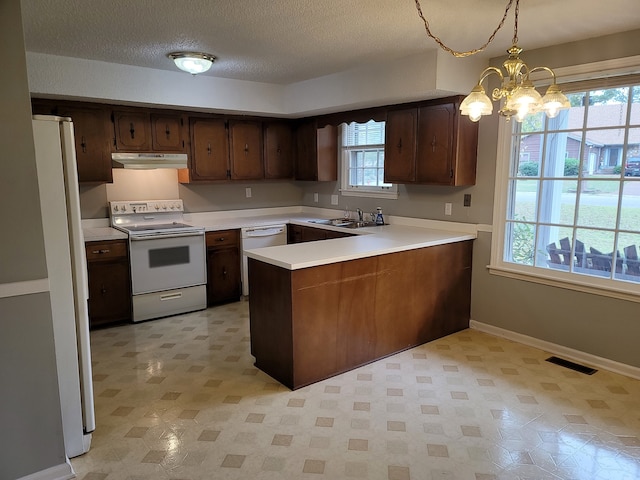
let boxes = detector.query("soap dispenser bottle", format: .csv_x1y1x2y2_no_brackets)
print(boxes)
375,207,384,226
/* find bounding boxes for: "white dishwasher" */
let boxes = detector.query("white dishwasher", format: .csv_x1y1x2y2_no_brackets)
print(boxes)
241,224,287,296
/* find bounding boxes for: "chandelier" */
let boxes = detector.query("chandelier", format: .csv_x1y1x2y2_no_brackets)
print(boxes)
414,0,570,122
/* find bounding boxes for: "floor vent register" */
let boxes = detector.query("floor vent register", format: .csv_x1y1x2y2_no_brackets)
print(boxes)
546,356,598,375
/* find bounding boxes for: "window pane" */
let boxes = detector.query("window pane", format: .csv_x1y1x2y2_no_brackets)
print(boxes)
510,179,538,222
520,112,545,134
505,221,536,266
363,151,377,167
539,180,577,225
541,130,574,178
616,233,640,282
620,181,640,232
516,133,543,176
537,225,578,270
575,228,617,279
586,87,629,128
631,87,640,125
576,180,620,229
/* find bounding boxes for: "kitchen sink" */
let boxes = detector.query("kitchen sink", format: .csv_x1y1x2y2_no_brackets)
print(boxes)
307,218,379,229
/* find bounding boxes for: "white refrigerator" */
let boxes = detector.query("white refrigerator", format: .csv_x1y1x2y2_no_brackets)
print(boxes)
32,115,95,458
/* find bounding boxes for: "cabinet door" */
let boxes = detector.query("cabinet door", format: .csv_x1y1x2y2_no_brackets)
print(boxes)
264,122,293,179
295,121,337,181
113,111,151,151
295,121,318,180
384,108,417,183
85,240,131,328
63,107,113,183
300,225,328,242
288,224,303,244
416,104,454,185
207,247,241,304
151,114,185,152
190,118,229,181
229,120,264,180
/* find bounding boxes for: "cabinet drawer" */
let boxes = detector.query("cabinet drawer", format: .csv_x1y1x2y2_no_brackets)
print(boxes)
206,230,239,248
85,240,128,261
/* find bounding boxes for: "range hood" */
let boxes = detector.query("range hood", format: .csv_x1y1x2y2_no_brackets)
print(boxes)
111,152,188,169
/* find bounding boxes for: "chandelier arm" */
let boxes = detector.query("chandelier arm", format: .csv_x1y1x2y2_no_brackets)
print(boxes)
477,67,505,86
413,0,516,58
527,66,558,84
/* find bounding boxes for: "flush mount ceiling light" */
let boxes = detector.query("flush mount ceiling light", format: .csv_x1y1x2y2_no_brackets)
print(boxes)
168,52,216,75
414,0,570,123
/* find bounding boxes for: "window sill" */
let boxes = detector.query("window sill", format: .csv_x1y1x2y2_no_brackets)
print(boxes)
487,264,640,304
339,189,398,200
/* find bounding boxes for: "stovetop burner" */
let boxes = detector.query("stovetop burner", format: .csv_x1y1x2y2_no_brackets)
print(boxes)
122,222,194,232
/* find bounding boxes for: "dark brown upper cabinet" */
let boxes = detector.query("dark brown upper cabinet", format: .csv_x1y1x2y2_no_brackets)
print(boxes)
384,97,478,186
264,122,294,179
184,117,230,182
229,120,264,180
295,120,337,181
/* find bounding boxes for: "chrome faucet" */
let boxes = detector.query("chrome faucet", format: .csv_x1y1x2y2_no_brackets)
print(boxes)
356,208,363,222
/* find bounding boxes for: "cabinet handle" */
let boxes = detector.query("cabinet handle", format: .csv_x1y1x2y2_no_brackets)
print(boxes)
80,136,87,153
91,249,111,254
165,125,171,139
129,123,135,139
431,136,437,152
207,143,211,155
244,144,249,154
397,138,402,152
217,237,226,242
100,285,107,294
222,267,227,277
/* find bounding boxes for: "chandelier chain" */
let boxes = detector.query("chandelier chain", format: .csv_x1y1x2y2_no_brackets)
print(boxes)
413,0,518,58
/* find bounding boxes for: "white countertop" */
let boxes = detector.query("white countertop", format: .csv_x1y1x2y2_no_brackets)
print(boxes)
244,223,475,270
82,207,477,269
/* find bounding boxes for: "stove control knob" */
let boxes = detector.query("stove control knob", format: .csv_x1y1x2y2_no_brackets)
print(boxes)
155,204,159,210
162,204,166,210
121,205,127,211
113,205,119,212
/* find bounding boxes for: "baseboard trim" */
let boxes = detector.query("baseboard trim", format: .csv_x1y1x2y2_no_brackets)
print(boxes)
17,461,74,480
469,319,640,381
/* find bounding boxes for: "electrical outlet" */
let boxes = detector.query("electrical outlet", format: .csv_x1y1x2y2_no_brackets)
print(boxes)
314,192,319,203
445,203,452,216
245,187,252,198
331,194,339,205
464,194,471,207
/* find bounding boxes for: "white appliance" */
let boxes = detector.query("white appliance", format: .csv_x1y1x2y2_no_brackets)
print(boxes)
32,115,95,458
110,200,207,322
241,224,287,296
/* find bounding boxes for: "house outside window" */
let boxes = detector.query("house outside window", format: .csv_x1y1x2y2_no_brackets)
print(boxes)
492,78,640,299
340,120,398,199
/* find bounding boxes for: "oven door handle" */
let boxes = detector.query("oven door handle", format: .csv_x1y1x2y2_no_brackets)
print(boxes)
129,231,205,241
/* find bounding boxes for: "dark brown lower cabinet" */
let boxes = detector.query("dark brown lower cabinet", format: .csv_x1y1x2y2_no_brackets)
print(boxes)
206,230,241,305
248,240,473,389
85,240,131,328
287,224,353,244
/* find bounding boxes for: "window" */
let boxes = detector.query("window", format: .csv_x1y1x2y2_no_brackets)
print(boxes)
340,120,398,199
493,78,640,298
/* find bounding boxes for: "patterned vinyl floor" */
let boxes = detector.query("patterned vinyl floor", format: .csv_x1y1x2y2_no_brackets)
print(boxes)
71,300,640,480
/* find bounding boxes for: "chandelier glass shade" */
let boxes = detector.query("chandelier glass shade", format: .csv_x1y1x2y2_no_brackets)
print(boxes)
168,52,216,75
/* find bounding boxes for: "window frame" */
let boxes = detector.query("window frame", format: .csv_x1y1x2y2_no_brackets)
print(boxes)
489,58,640,303
339,121,398,200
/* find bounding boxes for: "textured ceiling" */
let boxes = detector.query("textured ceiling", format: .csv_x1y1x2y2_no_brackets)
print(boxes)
20,0,640,84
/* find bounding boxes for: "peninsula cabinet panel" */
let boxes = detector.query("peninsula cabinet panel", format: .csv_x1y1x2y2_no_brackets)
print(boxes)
384,108,417,183
113,111,152,151
264,122,294,179
150,114,186,152
229,120,264,180
187,118,230,182
248,240,473,389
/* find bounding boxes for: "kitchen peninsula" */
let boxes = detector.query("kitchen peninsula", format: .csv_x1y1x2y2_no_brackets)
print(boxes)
245,222,475,390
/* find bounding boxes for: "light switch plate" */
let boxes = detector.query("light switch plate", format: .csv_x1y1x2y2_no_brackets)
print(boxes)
245,187,252,198
314,192,319,203
445,203,452,216
331,194,339,205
